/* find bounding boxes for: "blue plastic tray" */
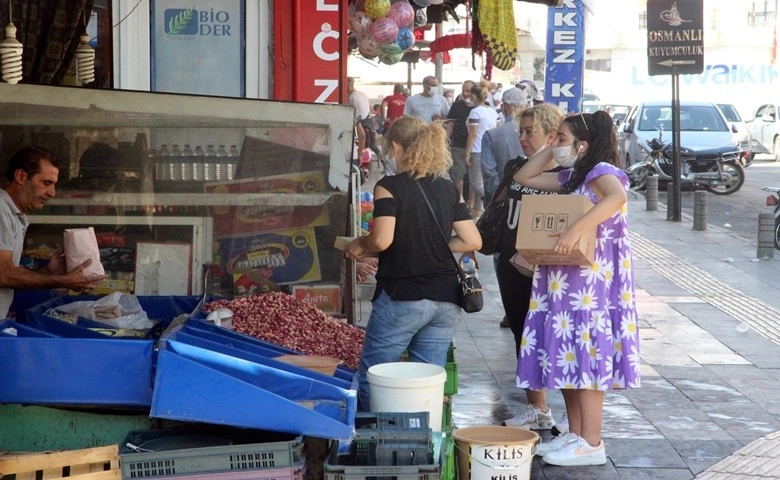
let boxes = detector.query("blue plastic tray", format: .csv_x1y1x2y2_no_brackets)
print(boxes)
151,339,357,443
0,320,153,407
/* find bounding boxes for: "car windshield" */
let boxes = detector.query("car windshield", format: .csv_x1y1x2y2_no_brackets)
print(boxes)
638,105,729,132
716,104,742,123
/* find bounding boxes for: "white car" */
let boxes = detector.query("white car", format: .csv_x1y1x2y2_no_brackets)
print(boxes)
745,103,780,162
617,100,744,169
716,103,753,163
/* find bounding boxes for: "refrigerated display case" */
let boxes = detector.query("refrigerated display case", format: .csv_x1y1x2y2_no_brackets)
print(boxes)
0,84,357,307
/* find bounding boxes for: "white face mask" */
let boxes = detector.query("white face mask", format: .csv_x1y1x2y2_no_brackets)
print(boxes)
385,154,398,174
552,145,578,168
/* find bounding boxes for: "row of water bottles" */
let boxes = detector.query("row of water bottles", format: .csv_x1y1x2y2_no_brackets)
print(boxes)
154,144,239,181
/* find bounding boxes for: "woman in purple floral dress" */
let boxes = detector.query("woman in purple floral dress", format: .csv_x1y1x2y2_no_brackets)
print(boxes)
511,110,640,467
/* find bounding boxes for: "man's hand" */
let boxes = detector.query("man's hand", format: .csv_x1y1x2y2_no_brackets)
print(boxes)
45,249,67,275
64,259,107,291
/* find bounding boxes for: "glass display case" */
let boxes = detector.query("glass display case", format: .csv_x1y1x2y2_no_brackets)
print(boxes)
0,84,356,302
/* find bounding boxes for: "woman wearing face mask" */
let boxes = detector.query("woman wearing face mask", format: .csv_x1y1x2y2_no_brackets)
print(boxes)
493,104,565,430
345,116,482,412
512,110,640,467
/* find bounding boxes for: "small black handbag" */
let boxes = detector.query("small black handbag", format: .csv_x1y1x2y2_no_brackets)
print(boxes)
416,182,483,313
476,161,523,256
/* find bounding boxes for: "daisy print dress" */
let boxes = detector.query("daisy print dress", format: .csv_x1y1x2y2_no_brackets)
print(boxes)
516,162,640,391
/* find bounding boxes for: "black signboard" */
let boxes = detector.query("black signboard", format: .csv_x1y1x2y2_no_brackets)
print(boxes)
647,0,704,76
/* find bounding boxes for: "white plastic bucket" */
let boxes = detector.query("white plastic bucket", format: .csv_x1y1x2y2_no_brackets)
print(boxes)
452,426,539,480
367,362,446,432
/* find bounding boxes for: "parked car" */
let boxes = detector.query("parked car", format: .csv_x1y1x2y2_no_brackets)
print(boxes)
617,100,745,169
746,103,780,162
581,101,632,127
716,103,753,163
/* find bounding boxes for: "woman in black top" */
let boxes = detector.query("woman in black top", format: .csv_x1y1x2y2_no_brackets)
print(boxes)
495,104,565,431
346,116,482,411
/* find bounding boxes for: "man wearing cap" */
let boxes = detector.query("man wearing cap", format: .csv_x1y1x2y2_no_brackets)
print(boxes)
481,87,528,201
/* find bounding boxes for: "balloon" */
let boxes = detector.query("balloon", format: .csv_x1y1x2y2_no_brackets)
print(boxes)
364,0,391,19
349,11,373,37
396,28,415,50
370,17,399,44
358,37,380,58
413,0,432,6
380,43,405,65
388,1,415,28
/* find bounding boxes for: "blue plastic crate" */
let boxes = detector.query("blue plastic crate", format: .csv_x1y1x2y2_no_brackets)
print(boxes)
151,339,357,443
0,320,154,407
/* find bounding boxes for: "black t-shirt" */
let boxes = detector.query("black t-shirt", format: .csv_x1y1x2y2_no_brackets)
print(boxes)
372,173,471,304
447,99,474,149
497,157,561,263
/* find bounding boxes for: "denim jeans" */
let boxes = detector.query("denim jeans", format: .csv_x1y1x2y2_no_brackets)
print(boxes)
357,290,460,411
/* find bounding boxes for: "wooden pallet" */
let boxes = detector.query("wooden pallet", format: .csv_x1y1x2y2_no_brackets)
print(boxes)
0,444,119,479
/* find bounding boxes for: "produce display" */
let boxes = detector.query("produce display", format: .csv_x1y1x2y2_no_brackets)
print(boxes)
204,292,364,370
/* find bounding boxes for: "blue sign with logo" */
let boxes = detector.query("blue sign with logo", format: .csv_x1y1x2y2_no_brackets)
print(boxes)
544,0,585,114
151,1,245,97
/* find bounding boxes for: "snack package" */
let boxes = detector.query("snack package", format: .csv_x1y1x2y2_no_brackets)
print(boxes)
64,227,105,277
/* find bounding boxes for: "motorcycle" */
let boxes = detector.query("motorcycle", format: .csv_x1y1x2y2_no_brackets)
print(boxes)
626,135,746,195
762,186,780,249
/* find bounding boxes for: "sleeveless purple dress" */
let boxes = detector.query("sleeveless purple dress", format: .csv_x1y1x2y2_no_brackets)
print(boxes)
516,162,641,390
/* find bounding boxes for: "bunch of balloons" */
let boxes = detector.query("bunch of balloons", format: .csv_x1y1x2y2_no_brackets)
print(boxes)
349,0,421,65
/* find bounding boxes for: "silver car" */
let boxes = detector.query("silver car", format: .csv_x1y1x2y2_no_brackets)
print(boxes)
617,100,743,168
716,103,753,164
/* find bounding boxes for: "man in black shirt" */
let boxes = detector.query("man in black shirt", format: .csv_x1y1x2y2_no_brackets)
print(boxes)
445,80,475,199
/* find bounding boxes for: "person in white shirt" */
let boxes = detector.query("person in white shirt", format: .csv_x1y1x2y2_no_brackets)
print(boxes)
464,81,499,218
403,76,450,124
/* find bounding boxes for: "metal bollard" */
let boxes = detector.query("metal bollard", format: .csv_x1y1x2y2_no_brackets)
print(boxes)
666,183,674,220
693,190,707,231
757,212,775,259
645,176,658,211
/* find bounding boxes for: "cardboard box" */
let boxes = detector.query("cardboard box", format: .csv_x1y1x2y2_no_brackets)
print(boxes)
516,194,597,266
292,284,342,314
206,171,330,236
216,228,321,286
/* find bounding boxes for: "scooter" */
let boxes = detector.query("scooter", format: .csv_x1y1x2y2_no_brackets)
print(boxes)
762,186,780,249
626,135,745,195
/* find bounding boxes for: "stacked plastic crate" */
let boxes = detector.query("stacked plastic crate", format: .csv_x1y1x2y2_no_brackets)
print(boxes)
324,412,443,480
118,426,306,480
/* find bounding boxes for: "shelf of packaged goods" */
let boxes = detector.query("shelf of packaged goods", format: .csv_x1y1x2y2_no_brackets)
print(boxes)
27,215,213,295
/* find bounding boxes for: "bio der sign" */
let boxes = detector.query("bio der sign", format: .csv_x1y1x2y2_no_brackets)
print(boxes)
151,0,245,97
545,0,585,114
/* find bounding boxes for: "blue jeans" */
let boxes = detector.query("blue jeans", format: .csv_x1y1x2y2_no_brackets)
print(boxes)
357,290,460,411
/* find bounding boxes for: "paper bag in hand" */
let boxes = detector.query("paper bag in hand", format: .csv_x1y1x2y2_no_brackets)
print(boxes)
64,227,105,276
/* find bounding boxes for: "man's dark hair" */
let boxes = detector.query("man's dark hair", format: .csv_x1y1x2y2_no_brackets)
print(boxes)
5,146,60,182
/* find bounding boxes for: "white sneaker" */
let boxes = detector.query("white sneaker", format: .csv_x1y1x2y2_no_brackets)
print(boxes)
501,405,555,430
542,436,607,466
534,432,578,457
550,412,569,436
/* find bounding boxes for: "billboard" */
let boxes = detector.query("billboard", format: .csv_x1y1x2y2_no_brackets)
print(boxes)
545,0,585,114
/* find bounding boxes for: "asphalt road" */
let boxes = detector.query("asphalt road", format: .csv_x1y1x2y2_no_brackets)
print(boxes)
662,154,780,243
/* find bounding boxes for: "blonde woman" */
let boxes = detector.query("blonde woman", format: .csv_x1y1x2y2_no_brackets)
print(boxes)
497,104,565,431
465,81,499,218
346,116,482,412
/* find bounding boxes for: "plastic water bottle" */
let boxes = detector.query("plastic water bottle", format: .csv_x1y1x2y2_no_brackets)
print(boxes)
227,144,239,180
216,144,229,181
193,145,205,180
204,144,217,181
156,144,170,180
182,144,194,181
460,256,477,278
170,144,183,181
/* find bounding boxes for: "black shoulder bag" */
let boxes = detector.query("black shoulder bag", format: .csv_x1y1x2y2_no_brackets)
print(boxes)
415,181,483,313
476,160,523,255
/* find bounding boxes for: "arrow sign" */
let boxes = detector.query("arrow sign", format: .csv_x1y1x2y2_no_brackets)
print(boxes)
647,0,704,76
657,59,697,67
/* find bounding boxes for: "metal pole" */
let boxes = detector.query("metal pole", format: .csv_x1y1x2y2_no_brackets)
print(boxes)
645,175,658,211
693,190,707,231
671,67,682,221
434,24,443,91
757,212,775,259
